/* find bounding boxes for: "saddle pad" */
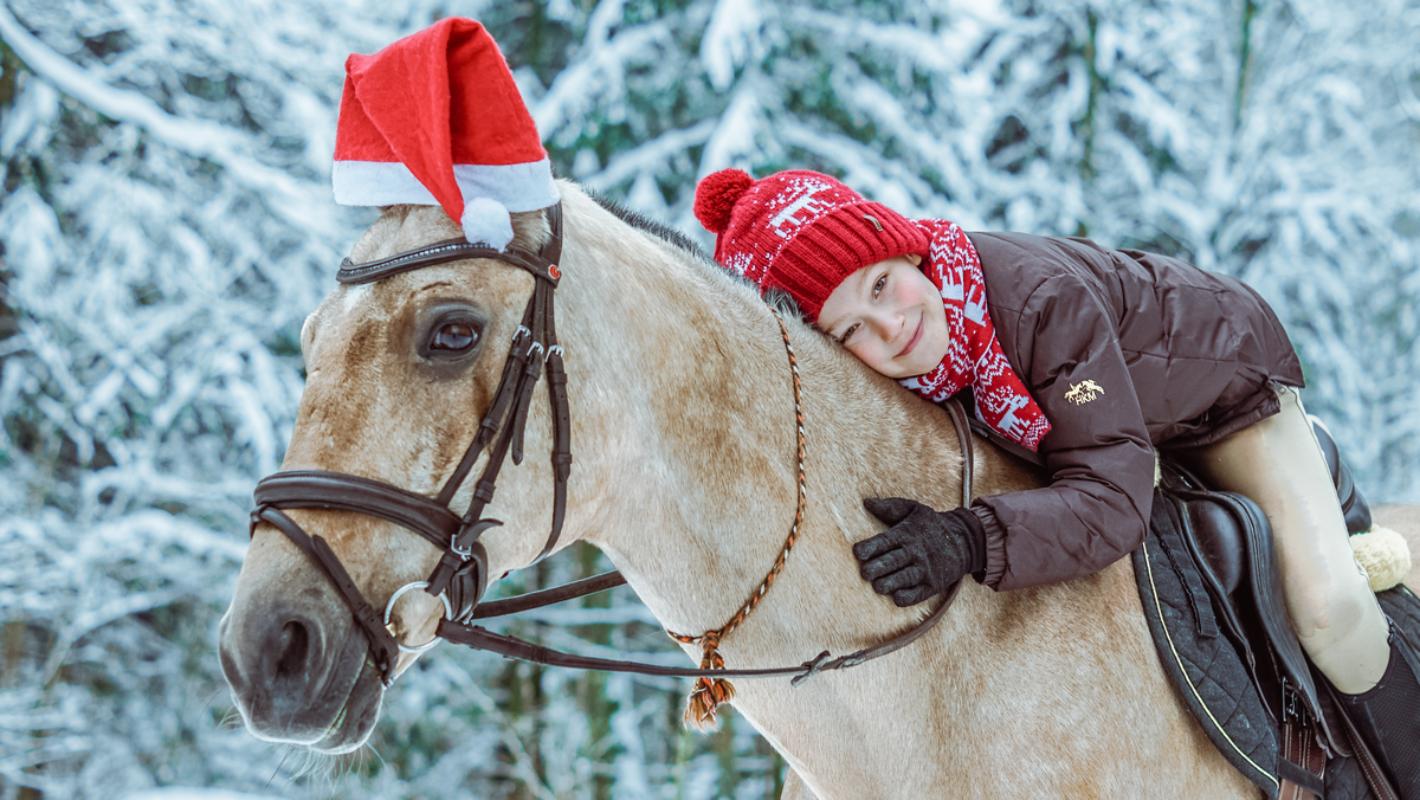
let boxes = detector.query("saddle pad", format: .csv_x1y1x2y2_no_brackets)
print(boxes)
1134,486,1281,796
1134,488,1420,799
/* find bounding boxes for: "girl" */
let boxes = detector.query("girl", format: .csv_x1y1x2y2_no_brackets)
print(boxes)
692,167,1418,795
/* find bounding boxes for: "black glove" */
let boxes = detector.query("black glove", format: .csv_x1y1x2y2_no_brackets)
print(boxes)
854,497,987,607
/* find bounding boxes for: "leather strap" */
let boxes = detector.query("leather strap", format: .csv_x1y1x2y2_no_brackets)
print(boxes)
435,300,534,507
427,396,978,685
1278,677,1329,800
254,470,462,549
1279,713,1327,800
471,570,626,619
945,397,974,507
251,506,400,681
337,238,562,286
437,577,965,685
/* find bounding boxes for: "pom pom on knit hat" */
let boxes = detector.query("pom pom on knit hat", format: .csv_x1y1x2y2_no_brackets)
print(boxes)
1351,525,1412,593
694,168,754,233
690,168,929,321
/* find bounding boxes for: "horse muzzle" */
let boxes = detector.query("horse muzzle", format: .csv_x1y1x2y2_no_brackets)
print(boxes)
217,590,381,748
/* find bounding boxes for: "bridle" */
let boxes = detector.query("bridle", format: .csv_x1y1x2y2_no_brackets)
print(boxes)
248,201,976,695
251,204,570,684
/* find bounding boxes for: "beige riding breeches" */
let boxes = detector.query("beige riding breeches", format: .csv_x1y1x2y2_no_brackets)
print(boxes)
1172,383,1391,693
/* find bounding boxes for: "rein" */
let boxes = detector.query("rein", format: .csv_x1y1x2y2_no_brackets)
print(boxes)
249,204,977,718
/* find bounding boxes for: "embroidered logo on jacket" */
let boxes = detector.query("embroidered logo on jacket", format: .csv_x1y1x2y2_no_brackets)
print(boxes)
1065,379,1105,405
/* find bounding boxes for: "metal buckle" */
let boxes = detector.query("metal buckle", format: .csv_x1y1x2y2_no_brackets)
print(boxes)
545,344,563,363
450,533,474,560
1282,679,1303,722
526,341,545,360
452,519,502,560
383,580,455,655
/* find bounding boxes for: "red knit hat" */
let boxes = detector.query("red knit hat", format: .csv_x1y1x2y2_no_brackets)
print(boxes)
332,17,559,251
693,169,929,321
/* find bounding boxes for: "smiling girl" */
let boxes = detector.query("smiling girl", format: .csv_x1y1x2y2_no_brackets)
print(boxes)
692,167,1418,795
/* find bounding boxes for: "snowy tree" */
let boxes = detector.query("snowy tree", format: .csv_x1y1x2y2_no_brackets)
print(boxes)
1,0,1415,798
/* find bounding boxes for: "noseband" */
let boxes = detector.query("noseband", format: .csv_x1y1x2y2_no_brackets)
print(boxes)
249,201,975,697
250,204,571,685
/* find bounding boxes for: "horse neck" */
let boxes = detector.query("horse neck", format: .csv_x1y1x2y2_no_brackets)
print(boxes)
524,199,1231,794
555,191,1008,660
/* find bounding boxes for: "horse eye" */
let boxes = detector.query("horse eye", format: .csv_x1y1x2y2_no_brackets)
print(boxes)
429,320,480,353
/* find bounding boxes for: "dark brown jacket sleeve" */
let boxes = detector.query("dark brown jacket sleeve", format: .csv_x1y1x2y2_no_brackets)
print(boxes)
969,273,1157,591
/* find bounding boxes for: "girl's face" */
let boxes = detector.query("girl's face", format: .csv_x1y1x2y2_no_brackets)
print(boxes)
817,254,949,378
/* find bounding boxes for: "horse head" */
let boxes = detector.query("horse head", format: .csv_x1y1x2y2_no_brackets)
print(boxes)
218,195,600,752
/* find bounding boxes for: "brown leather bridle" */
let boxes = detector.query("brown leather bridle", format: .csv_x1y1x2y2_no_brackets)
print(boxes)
248,202,976,692
250,204,571,685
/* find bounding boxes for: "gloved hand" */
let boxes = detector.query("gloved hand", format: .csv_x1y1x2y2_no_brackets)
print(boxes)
854,497,988,607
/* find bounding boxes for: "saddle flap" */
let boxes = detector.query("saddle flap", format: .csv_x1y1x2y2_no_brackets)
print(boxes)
1161,461,1342,756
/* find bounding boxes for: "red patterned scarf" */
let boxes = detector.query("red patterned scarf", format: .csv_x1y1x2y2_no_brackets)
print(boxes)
898,219,1053,451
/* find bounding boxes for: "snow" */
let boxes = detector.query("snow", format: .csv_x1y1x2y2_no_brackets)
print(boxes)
1,0,1415,797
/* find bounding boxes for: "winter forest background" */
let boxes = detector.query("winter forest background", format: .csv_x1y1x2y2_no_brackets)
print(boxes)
1,0,1417,797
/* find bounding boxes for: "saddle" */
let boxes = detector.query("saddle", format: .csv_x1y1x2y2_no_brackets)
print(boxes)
1164,422,1359,748
955,387,1407,797
1140,420,1413,800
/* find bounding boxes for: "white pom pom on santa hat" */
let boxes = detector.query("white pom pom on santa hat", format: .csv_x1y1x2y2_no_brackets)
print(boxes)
461,197,514,251
329,17,558,251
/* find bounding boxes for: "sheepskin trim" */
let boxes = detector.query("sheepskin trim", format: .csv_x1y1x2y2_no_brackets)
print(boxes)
1351,525,1412,592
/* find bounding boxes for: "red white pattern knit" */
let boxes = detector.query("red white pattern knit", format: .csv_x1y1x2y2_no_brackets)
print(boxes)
899,219,1053,452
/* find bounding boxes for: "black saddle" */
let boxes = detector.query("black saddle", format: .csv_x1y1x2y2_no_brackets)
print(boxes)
953,386,1406,796
1137,419,1415,799
1176,420,1373,745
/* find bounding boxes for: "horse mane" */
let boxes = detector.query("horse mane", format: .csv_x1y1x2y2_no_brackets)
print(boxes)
579,187,807,323
583,189,712,265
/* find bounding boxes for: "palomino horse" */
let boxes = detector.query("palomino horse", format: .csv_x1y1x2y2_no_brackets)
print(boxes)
218,180,1420,798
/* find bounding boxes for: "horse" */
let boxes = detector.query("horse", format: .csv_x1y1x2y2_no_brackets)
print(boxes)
218,180,1420,798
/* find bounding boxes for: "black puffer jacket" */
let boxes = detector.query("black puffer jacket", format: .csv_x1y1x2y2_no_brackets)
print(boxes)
960,231,1305,591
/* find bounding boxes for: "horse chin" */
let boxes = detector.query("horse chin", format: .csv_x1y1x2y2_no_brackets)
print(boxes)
308,661,385,754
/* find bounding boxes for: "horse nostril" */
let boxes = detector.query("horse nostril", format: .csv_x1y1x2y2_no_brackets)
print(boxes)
257,613,323,691
275,619,311,679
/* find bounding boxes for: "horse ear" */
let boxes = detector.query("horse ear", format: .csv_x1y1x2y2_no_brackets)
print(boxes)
508,208,554,254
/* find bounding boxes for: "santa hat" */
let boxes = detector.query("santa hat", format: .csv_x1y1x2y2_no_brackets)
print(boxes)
332,17,558,251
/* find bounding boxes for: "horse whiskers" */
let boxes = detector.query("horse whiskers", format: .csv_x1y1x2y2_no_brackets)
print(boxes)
265,748,294,791
320,702,347,741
